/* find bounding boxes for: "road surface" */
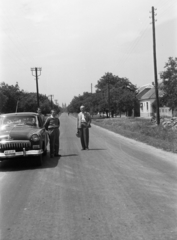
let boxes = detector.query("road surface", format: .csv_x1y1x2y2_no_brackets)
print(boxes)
0,113,177,240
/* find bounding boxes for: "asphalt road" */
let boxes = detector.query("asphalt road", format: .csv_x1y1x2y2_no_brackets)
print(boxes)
0,113,177,240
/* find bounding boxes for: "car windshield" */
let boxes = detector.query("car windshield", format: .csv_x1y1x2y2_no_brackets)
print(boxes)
0,115,38,127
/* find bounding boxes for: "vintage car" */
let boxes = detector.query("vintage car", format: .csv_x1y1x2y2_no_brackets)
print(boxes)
0,112,48,166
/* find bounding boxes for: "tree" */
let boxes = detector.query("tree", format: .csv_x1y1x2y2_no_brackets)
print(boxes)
160,57,177,112
152,99,164,112
0,90,8,113
68,95,83,113
95,72,119,90
0,82,22,113
68,72,137,117
18,92,37,112
0,81,60,114
18,92,53,114
95,72,137,117
67,92,100,115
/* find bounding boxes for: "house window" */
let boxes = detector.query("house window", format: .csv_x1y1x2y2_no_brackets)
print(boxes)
140,103,143,111
162,109,164,112
146,102,148,110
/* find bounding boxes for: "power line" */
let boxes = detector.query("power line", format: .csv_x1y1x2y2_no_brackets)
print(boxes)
119,0,175,68
158,1,176,17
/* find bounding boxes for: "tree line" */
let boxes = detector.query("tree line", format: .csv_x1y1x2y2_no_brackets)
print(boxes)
0,82,61,114
68,57,177,117
0,57,176,116
68,72,139,117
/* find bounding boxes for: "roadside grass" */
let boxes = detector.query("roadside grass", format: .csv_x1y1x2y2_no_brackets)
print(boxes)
91,116,177,153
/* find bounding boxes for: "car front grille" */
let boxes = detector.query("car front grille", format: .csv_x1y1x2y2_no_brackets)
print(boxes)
0,141,31,151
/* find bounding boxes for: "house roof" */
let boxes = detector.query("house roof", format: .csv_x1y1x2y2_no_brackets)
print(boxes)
137,83,153,93
140,86,164,100
141,88,155,100
136,88,152,100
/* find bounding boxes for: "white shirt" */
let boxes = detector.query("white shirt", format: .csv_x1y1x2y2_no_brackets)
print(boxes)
81,113,86,122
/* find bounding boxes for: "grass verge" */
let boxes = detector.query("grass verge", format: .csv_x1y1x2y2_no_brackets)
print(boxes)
91,116,177,153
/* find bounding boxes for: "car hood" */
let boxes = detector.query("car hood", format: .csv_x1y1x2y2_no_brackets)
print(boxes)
0,125,40,141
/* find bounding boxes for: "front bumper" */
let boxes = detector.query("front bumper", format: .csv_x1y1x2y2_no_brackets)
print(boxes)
0,149,43,159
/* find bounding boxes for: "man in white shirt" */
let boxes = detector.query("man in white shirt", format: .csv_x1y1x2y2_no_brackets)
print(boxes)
77,105,91,150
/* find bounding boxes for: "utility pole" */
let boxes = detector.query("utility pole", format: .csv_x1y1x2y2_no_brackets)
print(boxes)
16,99,19,113
31,67,42,108
48,95,54,109
107,82,110,118
151,7,160,125
90,83,93,116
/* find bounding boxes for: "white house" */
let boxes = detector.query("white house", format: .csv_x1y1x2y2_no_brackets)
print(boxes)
137,84,153,118
137,84,173,118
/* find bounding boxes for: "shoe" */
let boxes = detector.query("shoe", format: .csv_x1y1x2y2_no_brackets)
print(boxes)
50,154,54,158
55,154,61,157
82,148,85,150
85,148,89,150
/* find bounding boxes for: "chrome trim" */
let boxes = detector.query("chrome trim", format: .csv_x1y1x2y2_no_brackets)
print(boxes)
0,149,43,158
0,140,30,144
0,140,31,150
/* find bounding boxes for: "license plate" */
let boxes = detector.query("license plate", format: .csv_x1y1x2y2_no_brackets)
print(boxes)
4,150,16,155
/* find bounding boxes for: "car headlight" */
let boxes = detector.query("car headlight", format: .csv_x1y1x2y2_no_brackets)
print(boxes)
31,134,40,142
0,135,9,140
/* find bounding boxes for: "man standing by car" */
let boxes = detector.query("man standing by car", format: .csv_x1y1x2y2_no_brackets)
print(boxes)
37,108,45,126
44,109,61,158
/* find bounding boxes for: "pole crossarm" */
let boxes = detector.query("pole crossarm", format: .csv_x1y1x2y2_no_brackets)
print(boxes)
30,67,42,108
31,68,42,77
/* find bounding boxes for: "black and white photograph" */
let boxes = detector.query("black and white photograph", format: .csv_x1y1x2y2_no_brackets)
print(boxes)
0,0,177,239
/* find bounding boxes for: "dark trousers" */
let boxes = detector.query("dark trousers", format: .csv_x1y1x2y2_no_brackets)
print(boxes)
48,128,60,155
80,123,89,149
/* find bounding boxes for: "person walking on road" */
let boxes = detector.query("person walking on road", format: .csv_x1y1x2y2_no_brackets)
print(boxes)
37,108,45,126
44,109,61,158
77,105,91,150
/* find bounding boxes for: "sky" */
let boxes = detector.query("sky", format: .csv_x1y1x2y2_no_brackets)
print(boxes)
0,0,176,106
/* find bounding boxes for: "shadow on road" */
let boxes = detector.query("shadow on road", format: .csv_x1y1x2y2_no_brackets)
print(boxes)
0,155,59,172
61,154,78,157
88,148,106,151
